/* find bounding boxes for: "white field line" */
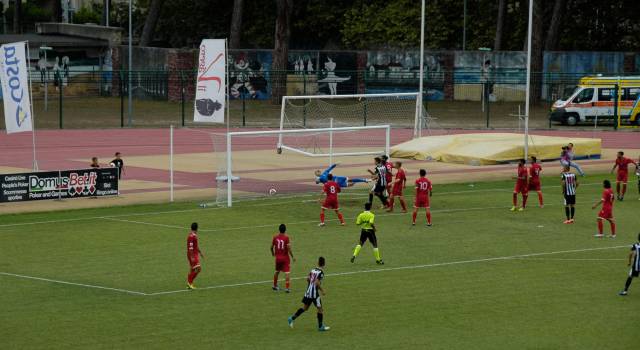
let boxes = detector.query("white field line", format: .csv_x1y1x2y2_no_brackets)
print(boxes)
147,245,629,296
0,181,605,229
0,272,147,296
512,257,625,261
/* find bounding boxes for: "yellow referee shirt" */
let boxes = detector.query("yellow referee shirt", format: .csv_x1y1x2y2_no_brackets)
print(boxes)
356,210,375,230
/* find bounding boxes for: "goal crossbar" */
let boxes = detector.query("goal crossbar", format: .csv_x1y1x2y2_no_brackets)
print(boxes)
224,125,391,207
282,92,419,100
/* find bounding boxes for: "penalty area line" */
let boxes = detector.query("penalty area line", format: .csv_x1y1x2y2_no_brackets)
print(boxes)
0,271,147,296
147,244,628,296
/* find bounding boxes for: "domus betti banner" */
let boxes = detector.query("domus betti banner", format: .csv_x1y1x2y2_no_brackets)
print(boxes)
0,168,119,203
0,41,32,134
194,39,226,123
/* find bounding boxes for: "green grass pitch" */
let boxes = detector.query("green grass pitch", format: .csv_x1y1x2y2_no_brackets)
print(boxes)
1,173,639,349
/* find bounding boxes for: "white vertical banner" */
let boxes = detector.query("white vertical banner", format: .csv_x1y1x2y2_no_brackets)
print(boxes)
194,39,226,123
0,41,33,134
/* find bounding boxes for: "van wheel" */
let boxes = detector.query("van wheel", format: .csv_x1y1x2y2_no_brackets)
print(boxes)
565,114,578,126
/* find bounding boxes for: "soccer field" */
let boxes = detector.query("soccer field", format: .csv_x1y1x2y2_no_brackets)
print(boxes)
1,173,638,349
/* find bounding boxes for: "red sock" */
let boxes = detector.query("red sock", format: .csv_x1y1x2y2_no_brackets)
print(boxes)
538,191,544,205
273,272,278,288
337,212,344,224
597,220,603,234
512,193,517,206
388,197,395,210
610,221,616,235
412,212,417,223
426,212,431,224
285,275,290,289
522,194,528,208
320,211,325,224
622,184,627,196
400,199,407,211
188,271,195,284
616,182,621,196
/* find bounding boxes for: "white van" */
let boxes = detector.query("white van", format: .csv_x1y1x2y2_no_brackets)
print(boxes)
549,76,640,126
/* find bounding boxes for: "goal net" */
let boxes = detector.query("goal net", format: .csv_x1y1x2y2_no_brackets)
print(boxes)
279,93,425,137
211,125,391,207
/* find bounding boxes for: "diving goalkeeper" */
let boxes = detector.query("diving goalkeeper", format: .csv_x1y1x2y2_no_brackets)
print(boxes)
315,164,370,188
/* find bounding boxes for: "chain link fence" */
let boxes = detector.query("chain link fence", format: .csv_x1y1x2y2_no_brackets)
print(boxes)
2,68,637,130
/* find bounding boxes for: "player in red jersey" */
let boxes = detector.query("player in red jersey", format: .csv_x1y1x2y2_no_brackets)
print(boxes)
271,224,295,292
412,169,433,226
387,161,407,212
381,155,394,194
187,222,204,289
611,151,638,201
319,174,345,227
592,180,616,238
511,159,529,211
528,156,544,208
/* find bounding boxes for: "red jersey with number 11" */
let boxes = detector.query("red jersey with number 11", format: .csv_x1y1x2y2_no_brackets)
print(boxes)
187,231,199,258
272,233,290,258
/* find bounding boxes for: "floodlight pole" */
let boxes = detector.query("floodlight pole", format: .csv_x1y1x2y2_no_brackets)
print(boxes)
127,0,133,127
417,0,425,139
524,0,533,161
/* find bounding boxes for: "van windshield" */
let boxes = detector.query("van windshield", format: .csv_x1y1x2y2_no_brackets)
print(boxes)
562,86,579,101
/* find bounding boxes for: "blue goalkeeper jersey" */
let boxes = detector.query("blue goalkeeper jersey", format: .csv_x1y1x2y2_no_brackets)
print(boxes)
316,163,348,187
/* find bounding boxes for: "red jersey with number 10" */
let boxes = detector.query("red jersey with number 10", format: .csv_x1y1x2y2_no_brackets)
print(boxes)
415,177,432,198
323,181,340,200
272,233,290,258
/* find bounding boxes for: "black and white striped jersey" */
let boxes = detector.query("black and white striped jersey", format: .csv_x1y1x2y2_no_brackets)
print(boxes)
375,165,387,187
304,267,324,299
561,172,577,195
632,243,640,271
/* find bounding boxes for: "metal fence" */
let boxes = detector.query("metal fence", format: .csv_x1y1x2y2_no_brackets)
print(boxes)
3,69,638,130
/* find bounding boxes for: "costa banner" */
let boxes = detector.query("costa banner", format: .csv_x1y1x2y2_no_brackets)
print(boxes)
194,39,226,123
0,41,32,134
0,168,119,203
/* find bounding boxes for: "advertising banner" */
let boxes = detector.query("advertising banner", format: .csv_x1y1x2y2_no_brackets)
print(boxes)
0,168,118,203
0,41,33,134
194,39,226,123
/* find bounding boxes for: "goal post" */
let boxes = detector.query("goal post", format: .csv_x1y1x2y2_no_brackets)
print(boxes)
279,92,423,148
218,125,391,207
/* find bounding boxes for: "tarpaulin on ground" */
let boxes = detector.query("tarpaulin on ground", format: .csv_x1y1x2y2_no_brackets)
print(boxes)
390,133,601,165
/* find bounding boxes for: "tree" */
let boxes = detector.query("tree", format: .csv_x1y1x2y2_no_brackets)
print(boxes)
271,0,293,103
140,0,165,47
494,0,506,50
544,0,567,51
229,0,244,49
13,0,21,33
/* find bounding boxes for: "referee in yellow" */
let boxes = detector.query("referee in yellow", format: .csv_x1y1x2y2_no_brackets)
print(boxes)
351,202,384,265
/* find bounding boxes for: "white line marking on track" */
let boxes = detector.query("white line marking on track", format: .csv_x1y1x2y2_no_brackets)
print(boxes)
0,272,147,296
147,245,628,296
512,257,625,261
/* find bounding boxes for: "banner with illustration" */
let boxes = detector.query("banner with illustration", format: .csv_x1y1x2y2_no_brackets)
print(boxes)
194,39,226,123
0,41,33,133
228,50,272,100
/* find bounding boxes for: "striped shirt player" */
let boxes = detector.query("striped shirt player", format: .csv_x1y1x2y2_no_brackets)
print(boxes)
561,167,579,224
367,157,389,207
288,257,330,331
619,234,640,296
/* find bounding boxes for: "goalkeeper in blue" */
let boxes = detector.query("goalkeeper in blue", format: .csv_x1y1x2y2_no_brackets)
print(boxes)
315,164,370,188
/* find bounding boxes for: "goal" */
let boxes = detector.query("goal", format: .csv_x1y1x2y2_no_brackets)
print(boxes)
279,92,424,138
212,125,391,207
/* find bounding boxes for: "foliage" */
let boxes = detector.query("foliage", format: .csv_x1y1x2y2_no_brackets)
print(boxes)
73,6,101,25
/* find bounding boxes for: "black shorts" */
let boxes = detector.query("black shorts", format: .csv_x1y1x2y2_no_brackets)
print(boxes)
359,229,378,246
630,269,639,278
374,184,386,194
302,296,322,308
564,194,576,205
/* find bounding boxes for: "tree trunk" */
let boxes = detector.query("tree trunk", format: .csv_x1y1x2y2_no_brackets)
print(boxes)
530,0,545,103
494,0,506,50
271,0,293,104
229,0,244,49
13,0,21,34
544,0,567,51
102,0,111,26
139,0,165,47
53,0,62,22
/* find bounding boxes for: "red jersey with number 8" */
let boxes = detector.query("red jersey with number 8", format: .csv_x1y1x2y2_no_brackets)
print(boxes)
322,180,341,209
